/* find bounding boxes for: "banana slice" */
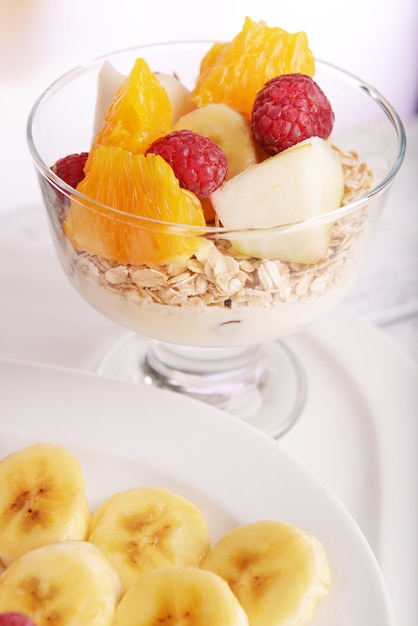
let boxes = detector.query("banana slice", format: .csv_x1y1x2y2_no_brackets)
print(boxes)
88,486,211,591
201,520,331,626
0,443,90,566
113,565,249,626
173,103,259,179
0,540,122,626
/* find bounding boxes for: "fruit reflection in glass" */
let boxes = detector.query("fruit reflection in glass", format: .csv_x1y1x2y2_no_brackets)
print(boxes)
27,21,406,437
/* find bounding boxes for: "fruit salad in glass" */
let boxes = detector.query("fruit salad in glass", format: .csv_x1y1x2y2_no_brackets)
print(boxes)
28,18,405,436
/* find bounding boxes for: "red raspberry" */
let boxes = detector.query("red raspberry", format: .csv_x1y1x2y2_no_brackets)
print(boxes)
251,73,334,155
51,152,89,189
0,614,37,626
146,129,227,199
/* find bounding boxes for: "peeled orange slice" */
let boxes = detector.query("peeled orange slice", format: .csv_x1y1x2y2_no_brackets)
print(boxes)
192,17,315,120
86,57,173,168
64,145,206,266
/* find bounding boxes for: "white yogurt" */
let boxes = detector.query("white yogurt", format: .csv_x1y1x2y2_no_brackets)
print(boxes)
68,260,361,347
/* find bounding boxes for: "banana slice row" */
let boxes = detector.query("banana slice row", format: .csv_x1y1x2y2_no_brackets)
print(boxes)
0,443,331,626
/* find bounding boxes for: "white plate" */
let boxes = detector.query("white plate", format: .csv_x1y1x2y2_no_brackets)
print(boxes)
0,358,394,626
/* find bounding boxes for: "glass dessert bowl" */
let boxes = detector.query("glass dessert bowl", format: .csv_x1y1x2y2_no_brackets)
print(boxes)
27,39,405,438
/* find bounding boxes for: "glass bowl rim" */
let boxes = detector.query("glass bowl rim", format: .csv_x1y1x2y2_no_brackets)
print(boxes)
26,40,407,237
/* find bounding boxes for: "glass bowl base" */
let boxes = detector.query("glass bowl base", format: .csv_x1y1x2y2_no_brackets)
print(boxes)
96,334,307,438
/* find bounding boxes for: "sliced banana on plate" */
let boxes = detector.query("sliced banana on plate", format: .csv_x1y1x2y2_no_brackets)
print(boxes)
0,443,90,566
113,565,249,626
88,486,211,591
201,520,331,626
0,540,122,626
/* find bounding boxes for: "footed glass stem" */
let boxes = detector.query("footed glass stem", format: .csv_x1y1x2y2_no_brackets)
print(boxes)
97,335,307,438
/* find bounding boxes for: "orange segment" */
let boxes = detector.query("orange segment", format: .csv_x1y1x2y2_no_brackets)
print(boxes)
86,57,172,169
192,17,315,120
64,145,206,266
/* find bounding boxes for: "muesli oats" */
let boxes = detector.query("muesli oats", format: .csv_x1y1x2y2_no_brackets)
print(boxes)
66,147,374,310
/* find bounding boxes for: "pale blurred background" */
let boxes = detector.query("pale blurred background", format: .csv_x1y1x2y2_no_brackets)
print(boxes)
1,0,417,214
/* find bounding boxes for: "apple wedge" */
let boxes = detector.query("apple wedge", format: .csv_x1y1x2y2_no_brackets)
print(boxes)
211,137,345,264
